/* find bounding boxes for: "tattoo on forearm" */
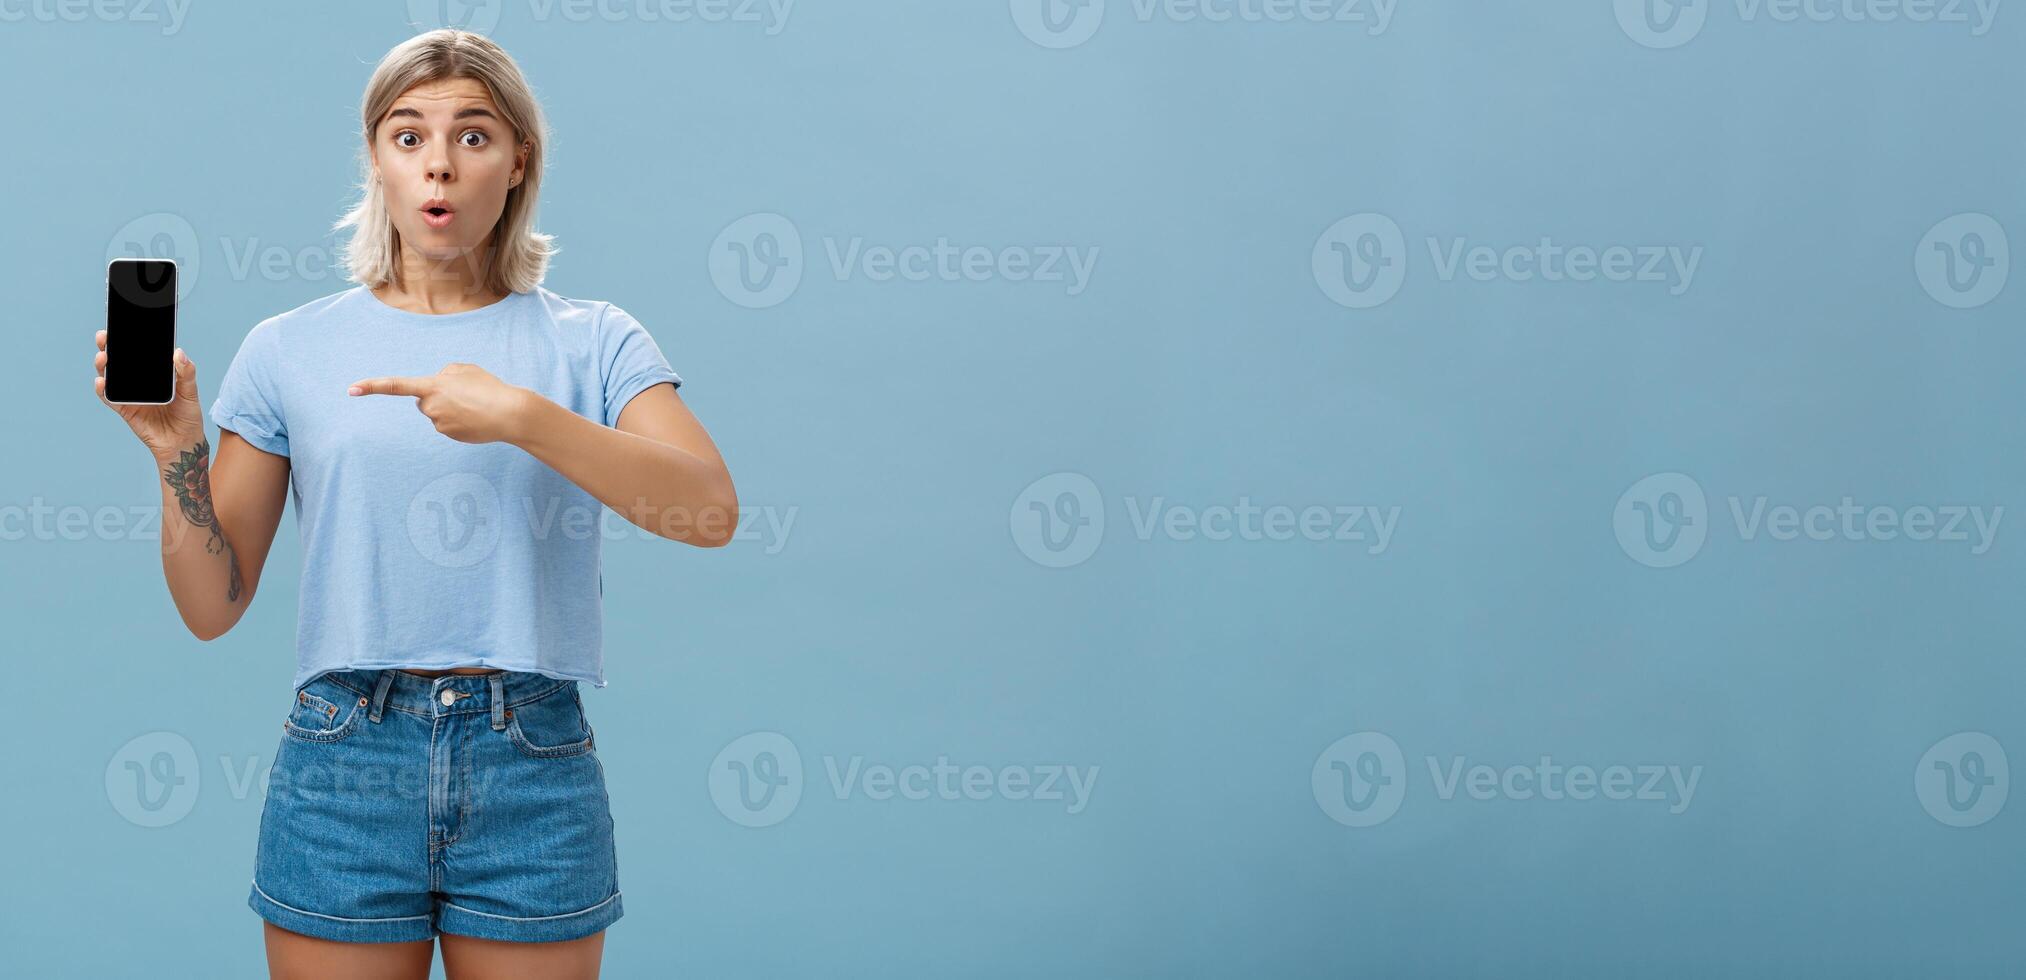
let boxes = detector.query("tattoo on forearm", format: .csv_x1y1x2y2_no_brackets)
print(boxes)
164,438,243,602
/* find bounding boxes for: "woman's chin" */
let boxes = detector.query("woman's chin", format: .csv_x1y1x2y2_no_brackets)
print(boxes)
404,236,490,264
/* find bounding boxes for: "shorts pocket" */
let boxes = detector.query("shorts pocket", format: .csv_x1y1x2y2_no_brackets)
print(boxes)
283,679,366,743
503,684,595,759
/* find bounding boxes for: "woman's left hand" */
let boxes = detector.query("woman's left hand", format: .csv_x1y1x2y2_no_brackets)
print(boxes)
348,362,534,445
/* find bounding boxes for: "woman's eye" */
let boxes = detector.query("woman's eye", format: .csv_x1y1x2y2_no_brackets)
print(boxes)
459,131,488,147
395,132,420,148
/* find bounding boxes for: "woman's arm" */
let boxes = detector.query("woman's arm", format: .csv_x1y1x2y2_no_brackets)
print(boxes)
349,363,737,547
97,337,291,640
511,381,738,547
159,430,290,639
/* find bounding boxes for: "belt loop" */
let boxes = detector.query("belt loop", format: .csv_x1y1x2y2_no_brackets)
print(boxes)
490,671,508,731
369,670,396,723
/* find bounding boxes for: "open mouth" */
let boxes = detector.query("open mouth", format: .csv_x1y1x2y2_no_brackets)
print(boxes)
420,199,455,229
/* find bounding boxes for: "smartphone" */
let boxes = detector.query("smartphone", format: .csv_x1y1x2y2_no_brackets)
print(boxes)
104,258,178,405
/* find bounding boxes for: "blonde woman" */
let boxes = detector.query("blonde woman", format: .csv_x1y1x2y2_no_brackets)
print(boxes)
92,29,733,979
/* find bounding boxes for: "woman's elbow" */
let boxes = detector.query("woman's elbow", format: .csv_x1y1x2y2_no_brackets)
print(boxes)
660,480,736,547
693,491,738,548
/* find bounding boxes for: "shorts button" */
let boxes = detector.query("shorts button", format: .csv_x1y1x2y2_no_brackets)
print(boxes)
440,690,456,706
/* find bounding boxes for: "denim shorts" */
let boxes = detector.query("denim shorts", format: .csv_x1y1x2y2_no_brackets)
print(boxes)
248,668,623,943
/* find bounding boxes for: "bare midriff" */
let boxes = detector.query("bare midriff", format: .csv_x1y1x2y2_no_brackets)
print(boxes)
398,667,501,677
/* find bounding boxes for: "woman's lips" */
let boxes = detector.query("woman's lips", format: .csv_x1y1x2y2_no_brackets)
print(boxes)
421,208,455,230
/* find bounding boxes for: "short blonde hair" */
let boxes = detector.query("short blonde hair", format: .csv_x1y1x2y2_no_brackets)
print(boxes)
335,29,555,295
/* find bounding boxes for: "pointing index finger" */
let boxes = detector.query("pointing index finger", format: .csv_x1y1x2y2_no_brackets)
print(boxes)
349,376,433,397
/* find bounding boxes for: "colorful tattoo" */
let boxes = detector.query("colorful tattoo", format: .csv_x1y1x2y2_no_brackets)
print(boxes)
164,438,243,602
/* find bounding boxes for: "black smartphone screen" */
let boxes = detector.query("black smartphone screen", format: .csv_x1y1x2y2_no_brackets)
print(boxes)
105,259,177,404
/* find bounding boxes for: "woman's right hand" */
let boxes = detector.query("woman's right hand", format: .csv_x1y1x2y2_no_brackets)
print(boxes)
94,329,208,462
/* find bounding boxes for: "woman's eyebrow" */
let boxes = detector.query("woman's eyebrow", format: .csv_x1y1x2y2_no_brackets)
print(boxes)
383,106,501,123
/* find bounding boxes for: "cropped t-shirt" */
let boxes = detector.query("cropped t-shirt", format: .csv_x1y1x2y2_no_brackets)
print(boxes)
207,285,682,692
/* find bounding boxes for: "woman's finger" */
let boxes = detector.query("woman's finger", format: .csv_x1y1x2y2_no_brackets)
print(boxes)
349,375,432,397
173,349,199,402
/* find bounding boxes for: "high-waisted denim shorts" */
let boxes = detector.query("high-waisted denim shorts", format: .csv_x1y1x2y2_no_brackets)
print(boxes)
248,668,623,943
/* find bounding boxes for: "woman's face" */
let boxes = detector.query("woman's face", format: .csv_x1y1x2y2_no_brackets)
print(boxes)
370,76,528,271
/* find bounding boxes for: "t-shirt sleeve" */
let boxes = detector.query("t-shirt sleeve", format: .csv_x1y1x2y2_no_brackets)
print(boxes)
598,303,682,427
206,320,290,457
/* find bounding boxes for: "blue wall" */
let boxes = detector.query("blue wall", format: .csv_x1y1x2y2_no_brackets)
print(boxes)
6,1,2024,976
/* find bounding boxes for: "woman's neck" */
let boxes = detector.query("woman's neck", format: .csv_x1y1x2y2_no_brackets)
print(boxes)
376,247,505,314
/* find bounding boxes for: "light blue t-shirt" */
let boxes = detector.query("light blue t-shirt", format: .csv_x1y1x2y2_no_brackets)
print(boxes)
207,285,682,692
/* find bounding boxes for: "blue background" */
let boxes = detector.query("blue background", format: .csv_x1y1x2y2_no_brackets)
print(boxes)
5,1,2024,976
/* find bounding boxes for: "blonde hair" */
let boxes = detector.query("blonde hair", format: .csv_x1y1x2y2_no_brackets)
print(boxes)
335,29,554,295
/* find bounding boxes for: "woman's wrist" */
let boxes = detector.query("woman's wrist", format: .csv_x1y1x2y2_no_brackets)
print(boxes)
150,433,209,470
506,386,554,449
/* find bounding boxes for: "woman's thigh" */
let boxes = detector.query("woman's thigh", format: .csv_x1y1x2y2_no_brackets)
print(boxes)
261,921,607,979
440,930,606,980
262,921,434,980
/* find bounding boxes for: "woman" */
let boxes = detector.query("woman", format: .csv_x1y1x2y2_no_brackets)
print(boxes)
91,29,734,979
